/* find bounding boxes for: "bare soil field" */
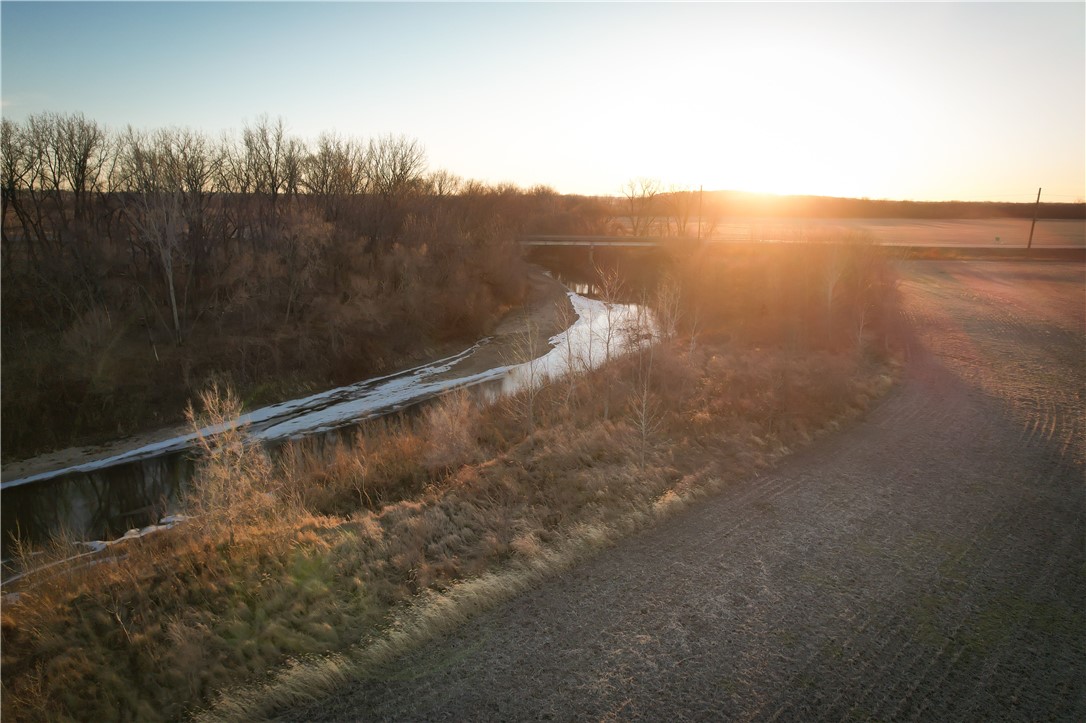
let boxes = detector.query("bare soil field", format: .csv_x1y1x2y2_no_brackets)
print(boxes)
286,260,1085,721
712,217,1085,247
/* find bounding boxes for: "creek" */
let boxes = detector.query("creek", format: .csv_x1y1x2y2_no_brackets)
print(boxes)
1,279,649,559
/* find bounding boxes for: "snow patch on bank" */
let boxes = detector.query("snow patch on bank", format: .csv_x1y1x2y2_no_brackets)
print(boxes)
2,293,649,490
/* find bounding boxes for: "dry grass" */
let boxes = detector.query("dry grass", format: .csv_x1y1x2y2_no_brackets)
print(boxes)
664,237,901,356
1,247,901,722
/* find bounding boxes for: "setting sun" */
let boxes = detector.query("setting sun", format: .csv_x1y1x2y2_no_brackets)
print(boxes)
4,2,1080,202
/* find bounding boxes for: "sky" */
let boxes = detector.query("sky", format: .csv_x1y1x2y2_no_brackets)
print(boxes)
2,1,1084,202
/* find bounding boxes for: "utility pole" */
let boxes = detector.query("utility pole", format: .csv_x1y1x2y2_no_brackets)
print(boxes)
1027,187,1041,249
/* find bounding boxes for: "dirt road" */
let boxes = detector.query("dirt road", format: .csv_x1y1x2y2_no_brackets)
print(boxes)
287,261,1085,721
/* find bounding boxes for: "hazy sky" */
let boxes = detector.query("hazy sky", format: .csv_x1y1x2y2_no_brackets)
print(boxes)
3,2,1084,201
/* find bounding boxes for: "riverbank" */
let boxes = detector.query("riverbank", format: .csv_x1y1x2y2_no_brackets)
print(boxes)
1,268,571,487
1,338,899,723
1,243,903,722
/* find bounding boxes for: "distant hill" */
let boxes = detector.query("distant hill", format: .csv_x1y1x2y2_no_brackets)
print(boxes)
696,191,1085,220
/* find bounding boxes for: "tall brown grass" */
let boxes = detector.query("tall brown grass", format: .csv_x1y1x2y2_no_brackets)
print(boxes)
668,237,900,355
1,244,901,722
183,386,281,544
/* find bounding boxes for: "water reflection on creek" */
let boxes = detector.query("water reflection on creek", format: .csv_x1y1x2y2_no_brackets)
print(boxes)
1,289,651,557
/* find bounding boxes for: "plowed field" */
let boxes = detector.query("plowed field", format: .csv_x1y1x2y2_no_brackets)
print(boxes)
289,260,1085,722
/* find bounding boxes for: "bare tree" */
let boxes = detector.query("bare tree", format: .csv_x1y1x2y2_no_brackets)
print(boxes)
843,232,881,352
3,113,113,321
279,207,333,323
304,132,365,195
57,113,107,225
243,115,302,219
554,296,580,410
1,118,32,253
596,263,626,419
424,168,463,199
366,134,426,201
362,134,427,250
621,177,661,236
303,132,366,220
218,130,253,194
21,112,67,260
629,295,662,470
822,244,846,343
92,131,128,248
121,127,192,346
282,136,305,201
655,275,682,342
687,303,701,355
700,192,722,240
504,317,544,432
664,184,697,237
596,265,625,360
243,114,285,201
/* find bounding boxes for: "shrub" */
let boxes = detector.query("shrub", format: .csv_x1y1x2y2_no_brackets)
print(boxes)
421,390,480,475
183,385,281,544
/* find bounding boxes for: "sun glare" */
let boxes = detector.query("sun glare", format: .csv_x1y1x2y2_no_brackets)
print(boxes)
614,38,916,200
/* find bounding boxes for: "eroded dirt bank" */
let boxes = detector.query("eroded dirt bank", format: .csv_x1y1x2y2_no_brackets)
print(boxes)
287,260,1084,721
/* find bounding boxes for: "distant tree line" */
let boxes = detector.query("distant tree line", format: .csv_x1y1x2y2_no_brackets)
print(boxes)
599,183,1085,240
701,191,1085,220
0,112,612,458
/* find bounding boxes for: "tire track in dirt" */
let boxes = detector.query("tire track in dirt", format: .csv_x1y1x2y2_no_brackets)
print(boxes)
839,262,1085,721
285,260,1085,722
760,381,1016,721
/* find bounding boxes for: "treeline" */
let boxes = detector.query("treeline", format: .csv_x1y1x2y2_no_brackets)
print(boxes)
0,112,612,459
702,190,1085,220
602,180,1085,240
